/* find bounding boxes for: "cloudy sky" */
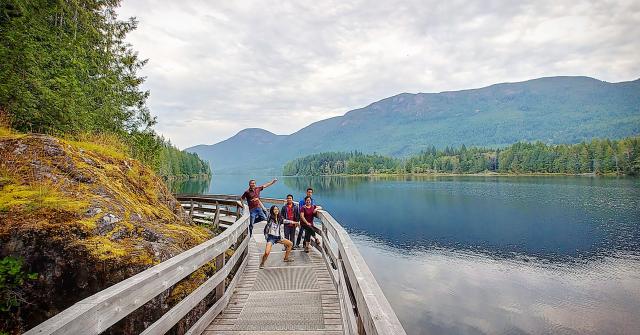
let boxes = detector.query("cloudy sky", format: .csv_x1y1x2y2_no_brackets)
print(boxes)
117,0,640,149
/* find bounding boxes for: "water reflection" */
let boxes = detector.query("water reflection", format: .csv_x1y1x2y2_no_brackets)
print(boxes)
282,175,368,193
180,175,640,261
176,175,640,334
355,235,640,335
285,176,640,261
166,177,211,194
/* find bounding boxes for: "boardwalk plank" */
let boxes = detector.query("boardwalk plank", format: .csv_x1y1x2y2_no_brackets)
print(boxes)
204,222,344,334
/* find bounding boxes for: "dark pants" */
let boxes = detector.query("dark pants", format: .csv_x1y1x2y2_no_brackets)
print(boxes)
295,226,305,246
284,224,296,243
303,225,316,243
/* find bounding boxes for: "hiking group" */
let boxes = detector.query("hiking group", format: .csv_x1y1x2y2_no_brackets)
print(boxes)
240,179,322,269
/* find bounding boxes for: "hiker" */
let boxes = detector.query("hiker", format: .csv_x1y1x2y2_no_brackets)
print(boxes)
296,187,322,248
281,194,300,249
260,205,294,268
241,178,277,236
299,196,321,253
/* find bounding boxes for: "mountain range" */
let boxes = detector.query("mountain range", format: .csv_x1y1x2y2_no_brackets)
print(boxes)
186,76,640,174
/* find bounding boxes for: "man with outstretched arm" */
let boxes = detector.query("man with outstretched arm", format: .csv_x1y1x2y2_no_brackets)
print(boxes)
241,178,277,236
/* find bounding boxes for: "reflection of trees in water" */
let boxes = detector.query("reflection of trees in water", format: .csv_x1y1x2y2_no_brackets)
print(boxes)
282,176,372,193
282,175,430,193
166,178,211,194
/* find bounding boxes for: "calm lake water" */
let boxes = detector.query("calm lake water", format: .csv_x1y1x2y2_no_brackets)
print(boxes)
172,175,640,335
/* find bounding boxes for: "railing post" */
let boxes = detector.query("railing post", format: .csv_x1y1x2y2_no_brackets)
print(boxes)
215,252,225,300
357,316,366,335
322,224,335,269
213,202,220,230
189,199,194,218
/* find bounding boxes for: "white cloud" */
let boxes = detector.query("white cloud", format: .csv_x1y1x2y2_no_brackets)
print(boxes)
117,0,640,149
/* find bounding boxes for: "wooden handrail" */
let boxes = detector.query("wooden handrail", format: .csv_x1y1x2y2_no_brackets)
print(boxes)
316,211,406,335
176,195,241,207
25,199,249,335
139,235,249,334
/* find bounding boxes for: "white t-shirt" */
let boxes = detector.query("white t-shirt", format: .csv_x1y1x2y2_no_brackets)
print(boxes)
268,220,281,236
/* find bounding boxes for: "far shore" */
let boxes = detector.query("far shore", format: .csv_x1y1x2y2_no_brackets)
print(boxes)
280,171,630,178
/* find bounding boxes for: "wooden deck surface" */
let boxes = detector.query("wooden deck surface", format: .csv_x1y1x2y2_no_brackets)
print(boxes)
204,222,344,334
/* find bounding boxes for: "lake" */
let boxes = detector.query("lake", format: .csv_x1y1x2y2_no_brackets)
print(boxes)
171,175,640,335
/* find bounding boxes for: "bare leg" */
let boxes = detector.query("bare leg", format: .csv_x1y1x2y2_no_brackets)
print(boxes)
280,239,293,261
260,242,272,268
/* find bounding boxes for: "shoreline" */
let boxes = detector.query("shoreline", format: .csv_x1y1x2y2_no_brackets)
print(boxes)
280,171,630,178
162,174,212,181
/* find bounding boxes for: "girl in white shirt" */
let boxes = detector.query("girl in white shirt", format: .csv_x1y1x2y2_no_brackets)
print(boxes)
260,205,296,268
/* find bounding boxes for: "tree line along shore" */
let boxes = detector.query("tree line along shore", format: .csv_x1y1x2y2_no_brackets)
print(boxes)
283,136,640,176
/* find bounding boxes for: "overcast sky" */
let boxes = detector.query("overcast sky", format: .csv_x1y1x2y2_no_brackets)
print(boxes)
117,0,640,149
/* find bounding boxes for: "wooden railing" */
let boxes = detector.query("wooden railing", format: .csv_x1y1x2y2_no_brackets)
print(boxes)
27,195,406,335
25,197,249,335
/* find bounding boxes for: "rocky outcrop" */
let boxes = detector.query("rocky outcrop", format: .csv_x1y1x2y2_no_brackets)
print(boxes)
0,133,214,334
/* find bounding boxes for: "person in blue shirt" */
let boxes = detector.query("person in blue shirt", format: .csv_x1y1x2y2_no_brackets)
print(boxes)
295,187,322,248
281,194,300,250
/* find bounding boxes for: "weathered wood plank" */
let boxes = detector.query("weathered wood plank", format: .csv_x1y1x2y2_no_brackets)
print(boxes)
184,205,239,218
257,197,287,205
176,194,241,205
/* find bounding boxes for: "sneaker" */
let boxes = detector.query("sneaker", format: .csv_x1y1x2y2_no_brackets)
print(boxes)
259,264,265,269
284,258,294,262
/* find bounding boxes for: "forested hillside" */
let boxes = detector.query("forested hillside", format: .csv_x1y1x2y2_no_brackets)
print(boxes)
158,140,212,178
0,2,213,333
0,0,209,178
189,76,640,174
283,137,640,176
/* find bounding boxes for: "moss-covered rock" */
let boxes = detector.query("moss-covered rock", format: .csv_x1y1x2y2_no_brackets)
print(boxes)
0,132,214,334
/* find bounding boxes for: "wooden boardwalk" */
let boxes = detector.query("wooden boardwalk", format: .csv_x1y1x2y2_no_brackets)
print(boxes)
25,195,405,335
205,222,344,334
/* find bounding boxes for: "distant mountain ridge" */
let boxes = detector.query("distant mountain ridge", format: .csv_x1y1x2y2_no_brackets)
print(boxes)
186,76,640,174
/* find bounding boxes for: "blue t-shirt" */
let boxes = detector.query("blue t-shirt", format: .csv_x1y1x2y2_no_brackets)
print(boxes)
299,198,315,208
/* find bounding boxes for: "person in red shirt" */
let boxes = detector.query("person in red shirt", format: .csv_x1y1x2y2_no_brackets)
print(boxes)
241,178,277,236
300,195,321,253
280,194,300,249
295,187,322,248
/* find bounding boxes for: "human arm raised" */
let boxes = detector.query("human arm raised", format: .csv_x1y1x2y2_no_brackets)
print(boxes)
261,178,278,189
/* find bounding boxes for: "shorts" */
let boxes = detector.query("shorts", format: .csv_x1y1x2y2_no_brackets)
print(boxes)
266,234,281,245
